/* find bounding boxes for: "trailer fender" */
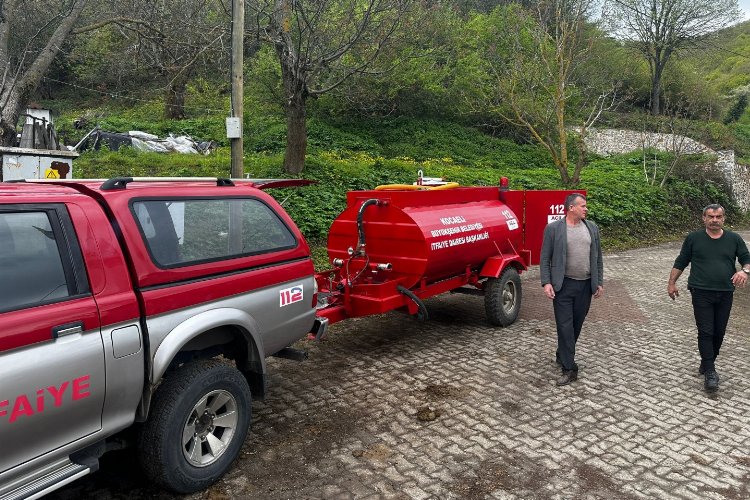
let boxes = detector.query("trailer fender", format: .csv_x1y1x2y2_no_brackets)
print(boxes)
479,255,527,279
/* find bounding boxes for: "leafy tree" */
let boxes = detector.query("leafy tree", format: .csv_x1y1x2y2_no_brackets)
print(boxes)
465,2,617,185
252,0,411,174
605,0,741,115
317,2,467,120
72,0,230,119
0,0,88,146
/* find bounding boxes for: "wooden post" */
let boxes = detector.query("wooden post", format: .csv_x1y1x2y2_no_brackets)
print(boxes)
230,0,245,179
229,0,245,252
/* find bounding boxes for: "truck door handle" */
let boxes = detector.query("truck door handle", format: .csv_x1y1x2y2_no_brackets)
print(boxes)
52,321,84,338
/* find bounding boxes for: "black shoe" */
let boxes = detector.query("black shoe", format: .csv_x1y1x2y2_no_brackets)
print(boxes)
556,370,578,386
704,370,720,392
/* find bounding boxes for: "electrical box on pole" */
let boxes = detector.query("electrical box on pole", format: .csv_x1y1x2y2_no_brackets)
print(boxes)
226,117,242,139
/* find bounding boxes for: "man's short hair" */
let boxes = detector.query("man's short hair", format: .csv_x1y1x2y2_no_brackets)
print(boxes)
564,193,586,212
703,204,725,216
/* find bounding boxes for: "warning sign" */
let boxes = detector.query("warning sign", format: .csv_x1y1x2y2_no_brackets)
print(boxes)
45,168,60,179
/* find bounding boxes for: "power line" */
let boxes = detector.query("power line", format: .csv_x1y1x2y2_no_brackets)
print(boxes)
42,76,228,114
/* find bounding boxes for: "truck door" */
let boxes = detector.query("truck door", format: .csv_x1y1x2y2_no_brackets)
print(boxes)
0,204,105,473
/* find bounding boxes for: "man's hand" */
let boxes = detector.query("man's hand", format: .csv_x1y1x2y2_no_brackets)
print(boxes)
594,285,604,299
667,282,679,300
731,270,749,287
543,283,555,299
668,268,683,301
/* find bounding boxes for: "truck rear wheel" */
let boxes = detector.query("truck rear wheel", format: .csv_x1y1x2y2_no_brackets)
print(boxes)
138,359,252,493
485,267,522,327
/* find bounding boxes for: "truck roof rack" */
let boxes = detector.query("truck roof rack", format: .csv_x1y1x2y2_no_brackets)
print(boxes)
10,177,315,191
100,177,235,190
98,177,316,191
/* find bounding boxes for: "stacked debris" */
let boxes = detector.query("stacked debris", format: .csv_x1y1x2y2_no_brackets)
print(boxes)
18,111,65,150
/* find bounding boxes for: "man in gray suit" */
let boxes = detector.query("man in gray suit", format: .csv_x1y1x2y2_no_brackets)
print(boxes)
540,193,604,386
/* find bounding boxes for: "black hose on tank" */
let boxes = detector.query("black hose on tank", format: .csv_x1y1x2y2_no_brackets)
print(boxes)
355,199,381,255
397,285,429,322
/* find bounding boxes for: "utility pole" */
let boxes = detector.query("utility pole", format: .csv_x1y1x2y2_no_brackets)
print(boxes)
229,0,245,178
228,0,245,253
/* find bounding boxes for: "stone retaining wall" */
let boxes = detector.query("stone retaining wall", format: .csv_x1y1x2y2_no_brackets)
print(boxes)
583,128,713,156
582,128,750,211
717,150,750,211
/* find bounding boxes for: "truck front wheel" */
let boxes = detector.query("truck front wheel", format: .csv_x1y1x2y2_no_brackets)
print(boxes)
138,359,252,493
484,267,522,327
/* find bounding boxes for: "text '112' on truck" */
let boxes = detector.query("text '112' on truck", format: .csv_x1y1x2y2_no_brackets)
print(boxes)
0,175,579,498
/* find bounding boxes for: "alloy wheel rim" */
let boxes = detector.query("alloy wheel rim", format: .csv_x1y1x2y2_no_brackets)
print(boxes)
182,389,239,467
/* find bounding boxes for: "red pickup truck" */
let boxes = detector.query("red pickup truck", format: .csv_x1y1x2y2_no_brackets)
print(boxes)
0,177,318,498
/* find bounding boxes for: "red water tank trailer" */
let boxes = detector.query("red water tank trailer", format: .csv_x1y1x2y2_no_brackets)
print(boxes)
312,179,582,337
328,186,525,289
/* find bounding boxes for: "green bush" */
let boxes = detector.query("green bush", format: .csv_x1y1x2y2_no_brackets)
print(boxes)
724,94,748,124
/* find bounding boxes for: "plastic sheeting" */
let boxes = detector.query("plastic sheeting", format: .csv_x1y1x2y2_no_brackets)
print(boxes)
73,128,215,155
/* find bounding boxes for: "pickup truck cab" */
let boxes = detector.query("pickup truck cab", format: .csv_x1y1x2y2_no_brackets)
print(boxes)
0,177,317,498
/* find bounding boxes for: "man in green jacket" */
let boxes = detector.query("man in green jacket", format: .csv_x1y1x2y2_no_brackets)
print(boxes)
668,204,750,392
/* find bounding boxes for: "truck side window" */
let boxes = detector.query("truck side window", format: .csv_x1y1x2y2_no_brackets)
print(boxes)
0,211,70,311
133,198,296,267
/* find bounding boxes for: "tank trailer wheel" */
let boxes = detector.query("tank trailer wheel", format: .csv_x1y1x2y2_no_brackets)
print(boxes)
138,359,252,493
485,267,522,327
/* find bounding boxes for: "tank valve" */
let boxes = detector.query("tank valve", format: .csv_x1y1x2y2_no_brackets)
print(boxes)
372,262,392,271
332,258,345,267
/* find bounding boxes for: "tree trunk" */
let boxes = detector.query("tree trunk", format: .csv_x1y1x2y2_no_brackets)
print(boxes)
283,94,307,175
0,117,17,148
650,59,664,115
572,131,586,185
554,156,571,185
165,72,188,119
0,85,26,147
0,0,87,147
556,77,569,185
275,6,308,176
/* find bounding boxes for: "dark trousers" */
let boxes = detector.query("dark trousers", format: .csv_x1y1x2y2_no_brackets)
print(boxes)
690,288,734,373
553,277,593,372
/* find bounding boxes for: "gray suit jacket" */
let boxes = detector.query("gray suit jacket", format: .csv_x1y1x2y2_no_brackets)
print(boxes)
539,218,603,294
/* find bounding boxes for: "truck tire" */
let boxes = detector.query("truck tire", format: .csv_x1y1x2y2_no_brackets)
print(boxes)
137,359,252,494
484,267,522,327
